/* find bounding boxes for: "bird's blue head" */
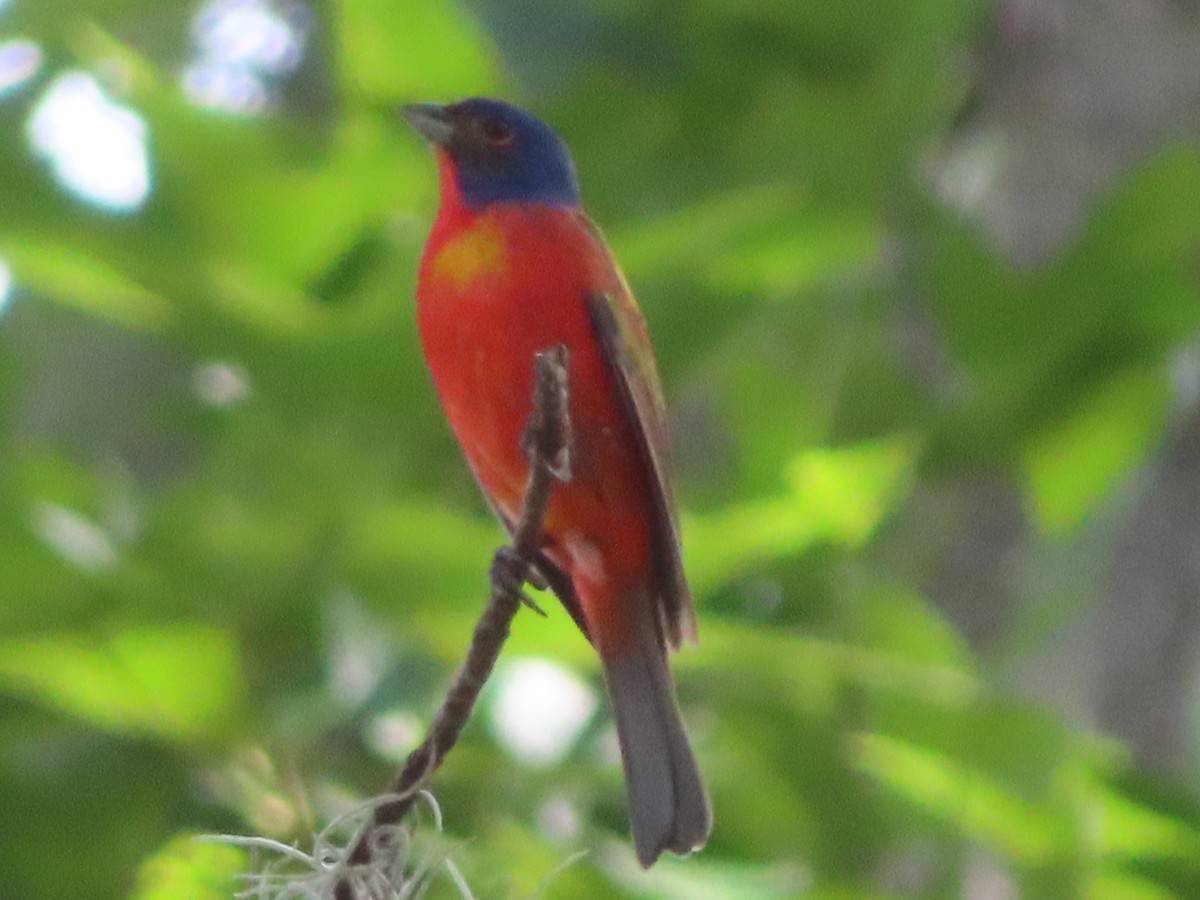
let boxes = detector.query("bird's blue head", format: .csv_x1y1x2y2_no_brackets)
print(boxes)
402,98,580,209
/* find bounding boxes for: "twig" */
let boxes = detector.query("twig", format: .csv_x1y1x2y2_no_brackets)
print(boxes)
333,345,572,900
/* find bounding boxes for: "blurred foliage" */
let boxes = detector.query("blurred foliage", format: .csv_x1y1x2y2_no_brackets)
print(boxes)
1,1,1199,899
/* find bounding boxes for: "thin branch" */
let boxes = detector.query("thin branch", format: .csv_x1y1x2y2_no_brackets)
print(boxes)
332,345,572,900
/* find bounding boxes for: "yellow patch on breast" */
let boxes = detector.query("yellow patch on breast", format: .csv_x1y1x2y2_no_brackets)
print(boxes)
431,216,508,290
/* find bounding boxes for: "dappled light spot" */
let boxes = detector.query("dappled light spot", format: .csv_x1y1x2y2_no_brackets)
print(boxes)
194,0,308,72
27,71,151,212
0,38,41,98
325,589,391,706
740,577,783,620
193,359,252,408
367,710,422,763
929,130,1003,214
595,722,621,766
206,747,301,835
537,795,582,842
182,64,268,115
489,657,597,766
1170,344,1200,408
31,501,117,571
0,257,11,316
183,0,310,114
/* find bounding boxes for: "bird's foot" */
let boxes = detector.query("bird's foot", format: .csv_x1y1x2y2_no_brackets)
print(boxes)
490,546,547,617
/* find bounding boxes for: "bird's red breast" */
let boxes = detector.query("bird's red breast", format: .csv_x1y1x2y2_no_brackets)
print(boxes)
416,150,653,650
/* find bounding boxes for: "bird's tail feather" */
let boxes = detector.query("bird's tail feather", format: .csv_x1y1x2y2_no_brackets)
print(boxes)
600,595,711,867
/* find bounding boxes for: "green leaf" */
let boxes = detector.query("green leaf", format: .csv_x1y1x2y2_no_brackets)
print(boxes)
0,625,244,743
684,437,916,592
130,833,244,900
854,731,1064,862
852,585,973,670
1094,783,1200,862
335,0,501,100
1087,870,1179,900
1024,366,1169,534
608,184,804,282
1,240,172,331
706,212,881,298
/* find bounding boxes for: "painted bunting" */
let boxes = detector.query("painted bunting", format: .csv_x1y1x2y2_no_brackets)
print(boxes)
403,98,711,866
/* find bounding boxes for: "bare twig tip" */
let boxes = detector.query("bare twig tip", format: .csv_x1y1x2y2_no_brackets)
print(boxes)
525,344,572,482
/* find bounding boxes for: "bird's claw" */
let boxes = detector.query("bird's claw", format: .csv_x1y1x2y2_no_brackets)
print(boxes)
490,546,547,617
518,592,548,617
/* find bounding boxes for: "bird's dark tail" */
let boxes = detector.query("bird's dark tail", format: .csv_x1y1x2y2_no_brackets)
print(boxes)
599,591,711,866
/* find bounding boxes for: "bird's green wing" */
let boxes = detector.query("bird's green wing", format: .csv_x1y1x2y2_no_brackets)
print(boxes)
584,278,696,650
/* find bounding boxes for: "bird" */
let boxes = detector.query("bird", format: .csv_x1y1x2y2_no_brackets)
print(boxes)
403,97,711,867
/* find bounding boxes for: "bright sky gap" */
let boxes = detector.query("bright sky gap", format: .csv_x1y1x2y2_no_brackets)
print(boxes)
0,38,42,97
0,258,12,315
27,71,151,212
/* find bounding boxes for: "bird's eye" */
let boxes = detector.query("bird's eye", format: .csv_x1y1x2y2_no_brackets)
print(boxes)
481,118,514,145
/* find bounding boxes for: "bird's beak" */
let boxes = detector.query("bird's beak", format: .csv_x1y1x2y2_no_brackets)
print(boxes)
402,103,455,147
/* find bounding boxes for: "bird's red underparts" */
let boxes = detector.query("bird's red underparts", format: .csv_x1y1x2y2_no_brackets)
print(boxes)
417,149,655,654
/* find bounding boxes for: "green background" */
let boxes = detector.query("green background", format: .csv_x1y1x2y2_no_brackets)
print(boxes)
3,1,1200,897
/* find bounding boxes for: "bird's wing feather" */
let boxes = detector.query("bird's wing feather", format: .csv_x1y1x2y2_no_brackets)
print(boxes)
583,283,696,650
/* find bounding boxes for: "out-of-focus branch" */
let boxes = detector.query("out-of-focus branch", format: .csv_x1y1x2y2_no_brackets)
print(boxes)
333,345,572,900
